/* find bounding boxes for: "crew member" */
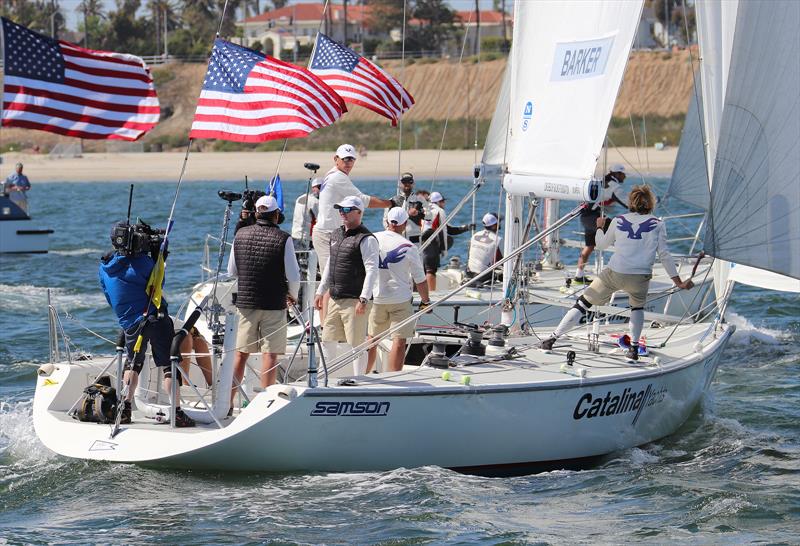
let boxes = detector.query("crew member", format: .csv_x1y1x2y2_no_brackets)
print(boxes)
466,212,503,283
291,177,322,246
312,144,397,319
4,162,31,213
421,191,471,291
174,317,213,387
575,164,627,283
539,185,694,362
367,207,430,373
314,196,379,376
235,190,264,234
99,222,195,427
396,173,425,243
227,195,300,405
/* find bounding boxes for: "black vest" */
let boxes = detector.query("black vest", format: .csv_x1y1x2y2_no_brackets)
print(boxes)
328,224,374,300
234,220,289,310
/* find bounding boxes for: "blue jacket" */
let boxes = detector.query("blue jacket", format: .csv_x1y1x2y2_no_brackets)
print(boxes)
98,252,166,330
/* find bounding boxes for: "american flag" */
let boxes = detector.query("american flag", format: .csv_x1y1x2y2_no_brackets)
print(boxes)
310,33,414,126
190,39,346,142
1,17,159,141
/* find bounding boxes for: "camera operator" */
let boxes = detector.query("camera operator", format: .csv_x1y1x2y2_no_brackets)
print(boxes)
227,195,300,405
235,190,265,234
99,221,195,427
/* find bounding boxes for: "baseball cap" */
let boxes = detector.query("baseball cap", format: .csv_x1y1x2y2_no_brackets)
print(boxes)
610,163,626,174
255,195,279,212
430,191,445,203
400,172,414,184
387,207,409,225
311,177,322,187
334,195,364,210
335,144,357,159
482,213,499,227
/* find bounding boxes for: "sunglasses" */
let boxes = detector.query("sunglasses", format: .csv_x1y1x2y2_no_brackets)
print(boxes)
339,157,356,163
338,207,360,214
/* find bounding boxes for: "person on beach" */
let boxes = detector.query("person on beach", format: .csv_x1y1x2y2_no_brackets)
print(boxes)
227,195,300,406
367,207,430,373
314,196,380,377
421,191,471,291
99,222,195,427
466,212,503,284
539,185,694,362
4,162,31,213
312,144,399,320
574,164,628,284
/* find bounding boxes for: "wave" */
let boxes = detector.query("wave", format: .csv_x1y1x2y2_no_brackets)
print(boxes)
49,248,104,256
725,311,786,345
0,399,56,467
0,283,106,313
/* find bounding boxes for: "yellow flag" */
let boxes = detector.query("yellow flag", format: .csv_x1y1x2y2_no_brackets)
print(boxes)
145,252,166,311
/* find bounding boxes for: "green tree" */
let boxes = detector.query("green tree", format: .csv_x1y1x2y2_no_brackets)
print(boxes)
76,0,107,48
410,0,454,52
364,0,404,35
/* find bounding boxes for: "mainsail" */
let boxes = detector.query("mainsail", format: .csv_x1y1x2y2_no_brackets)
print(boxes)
703,0,800,285
502,0,643,201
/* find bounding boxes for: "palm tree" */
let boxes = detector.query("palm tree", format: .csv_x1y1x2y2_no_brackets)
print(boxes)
77,0,105,48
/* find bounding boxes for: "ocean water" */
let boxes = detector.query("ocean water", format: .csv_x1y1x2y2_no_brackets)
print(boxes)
1,176,798,543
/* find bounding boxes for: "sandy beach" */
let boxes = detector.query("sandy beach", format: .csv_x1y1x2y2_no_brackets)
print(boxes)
2,147,677,183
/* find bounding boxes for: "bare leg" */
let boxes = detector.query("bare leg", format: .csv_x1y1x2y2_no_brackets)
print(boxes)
123,369,139,403
261,353,279,389
577,246,594,275
388,338,406,372
366,336,377,373
231,350,250,406
193,336,213,386
426,272,437,291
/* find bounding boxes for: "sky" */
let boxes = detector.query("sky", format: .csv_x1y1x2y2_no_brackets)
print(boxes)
58,0,500,34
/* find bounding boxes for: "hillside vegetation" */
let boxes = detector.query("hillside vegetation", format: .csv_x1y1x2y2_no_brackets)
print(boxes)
2,50,695,153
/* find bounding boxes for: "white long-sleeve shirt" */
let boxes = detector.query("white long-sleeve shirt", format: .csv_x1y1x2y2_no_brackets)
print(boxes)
291,193,318,240
316,167,371,233
373,230,426,304
226,236,301,299
316,234,380,301
595,212,678,278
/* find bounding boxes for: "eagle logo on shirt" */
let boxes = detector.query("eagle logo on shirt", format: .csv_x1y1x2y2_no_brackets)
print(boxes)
617,216,660,240
379,243,413,269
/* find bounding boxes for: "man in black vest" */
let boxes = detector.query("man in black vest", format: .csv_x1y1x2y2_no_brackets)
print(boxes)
228,195,300,406
314,195,379,376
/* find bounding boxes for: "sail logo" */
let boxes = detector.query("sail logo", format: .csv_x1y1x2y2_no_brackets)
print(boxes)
551,36,615,81
522,101,533,131
311,401,390,416
572,383,667,425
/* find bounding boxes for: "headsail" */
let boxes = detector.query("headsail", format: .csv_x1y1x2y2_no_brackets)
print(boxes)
703,0,800,284
502,0,643,201
481,63,510,171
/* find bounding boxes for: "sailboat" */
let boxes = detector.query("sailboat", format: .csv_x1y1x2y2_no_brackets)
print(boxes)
31,0,797,473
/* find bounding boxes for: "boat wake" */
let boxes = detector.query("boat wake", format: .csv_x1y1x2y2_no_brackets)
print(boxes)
725,311,785,345
49,248,103,257
0,283,106,312
0,400,56,474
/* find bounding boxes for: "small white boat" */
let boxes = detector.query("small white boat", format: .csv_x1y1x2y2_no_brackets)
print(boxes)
0,194,53,253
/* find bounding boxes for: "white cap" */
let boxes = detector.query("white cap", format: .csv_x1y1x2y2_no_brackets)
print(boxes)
482,212,498,227
311,177,322,187
255,195,279,212
336,144,357,159
430,191,445,203
334,195,364,210
610,163,626,174
387,207,409,225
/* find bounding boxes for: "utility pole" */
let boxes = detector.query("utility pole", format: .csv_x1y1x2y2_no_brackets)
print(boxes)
164,5,168,58
343,0,348,45
83,2,88,48
473,0,480,56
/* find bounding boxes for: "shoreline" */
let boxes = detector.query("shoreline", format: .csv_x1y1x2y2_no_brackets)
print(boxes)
1,147,677,183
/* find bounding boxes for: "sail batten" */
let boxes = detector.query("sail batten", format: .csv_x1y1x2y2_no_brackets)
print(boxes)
703,0,800,282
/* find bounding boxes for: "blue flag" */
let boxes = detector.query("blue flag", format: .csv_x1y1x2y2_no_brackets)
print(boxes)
268,174,284,211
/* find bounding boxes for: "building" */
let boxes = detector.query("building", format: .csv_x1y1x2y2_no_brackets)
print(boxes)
453,10,513,54
236,2,380,60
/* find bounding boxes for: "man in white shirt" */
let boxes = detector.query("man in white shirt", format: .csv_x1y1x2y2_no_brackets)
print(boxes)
227,195,301,402
314,196,380,376
313,143,395,319
421,191,471,290
291,177,321,245
367,208,431,373
467,212,503,284
540,185,694,362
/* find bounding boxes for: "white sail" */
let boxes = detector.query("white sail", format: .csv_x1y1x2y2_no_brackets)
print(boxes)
703,0,800,282
502,0,643,201
664,78,709,210
481,63,510,170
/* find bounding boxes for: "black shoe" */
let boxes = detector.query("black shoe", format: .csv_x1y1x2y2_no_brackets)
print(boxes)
625,346,639,363
120,402,132,424
573,275,593,284
174,408,196,428
539,337,556,352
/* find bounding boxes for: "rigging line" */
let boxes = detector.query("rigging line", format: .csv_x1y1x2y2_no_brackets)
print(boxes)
628,113,643,173
216,0,232,37
429,8,474,193
396,0,407,185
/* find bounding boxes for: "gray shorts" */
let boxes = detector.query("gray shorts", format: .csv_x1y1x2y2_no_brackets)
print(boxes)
583,268,652,308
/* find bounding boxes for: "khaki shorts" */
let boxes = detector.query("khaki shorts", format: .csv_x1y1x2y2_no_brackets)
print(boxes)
322,297,370,346
369,301,415,339
312,230,332,276
235,308,287,354
583,268,652,308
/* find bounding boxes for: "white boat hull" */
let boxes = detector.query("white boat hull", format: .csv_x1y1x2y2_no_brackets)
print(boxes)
0,219,52,253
